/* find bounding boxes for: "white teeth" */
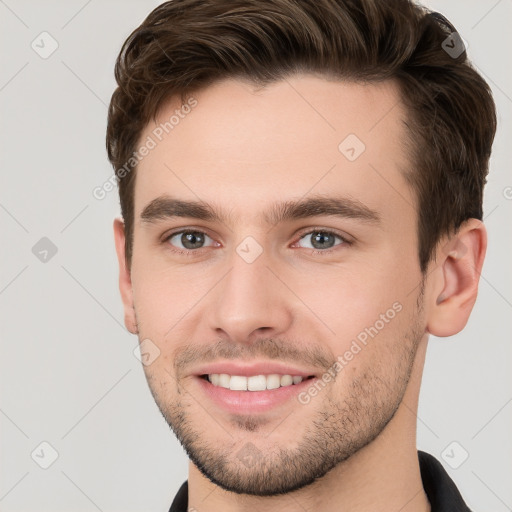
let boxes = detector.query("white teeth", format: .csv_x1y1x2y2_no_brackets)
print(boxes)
248,375,267,391
229,375,247,391
207,373,305,391
218,374,230,388
266,374,281,389
280,375,293,386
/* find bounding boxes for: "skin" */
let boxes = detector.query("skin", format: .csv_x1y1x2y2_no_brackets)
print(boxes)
114,75,486,512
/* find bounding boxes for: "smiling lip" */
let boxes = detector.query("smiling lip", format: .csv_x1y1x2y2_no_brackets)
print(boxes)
191,361,319,378
196,374,317,414
191,360,320,414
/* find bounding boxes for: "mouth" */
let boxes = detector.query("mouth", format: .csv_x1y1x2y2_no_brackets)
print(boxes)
199,373,316,391
196,373,318,414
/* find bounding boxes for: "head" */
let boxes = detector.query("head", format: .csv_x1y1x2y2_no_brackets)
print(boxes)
107,0,496,496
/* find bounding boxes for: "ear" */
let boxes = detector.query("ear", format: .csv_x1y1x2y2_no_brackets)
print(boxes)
426,219,487,337
113,217,138,334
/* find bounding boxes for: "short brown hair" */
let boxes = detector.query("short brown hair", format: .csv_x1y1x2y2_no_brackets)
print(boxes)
106,0,496,271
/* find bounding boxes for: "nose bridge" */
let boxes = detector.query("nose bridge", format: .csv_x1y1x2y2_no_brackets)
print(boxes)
209,246,292,342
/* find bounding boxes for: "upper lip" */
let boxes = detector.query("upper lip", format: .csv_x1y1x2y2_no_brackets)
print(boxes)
192,361,319,378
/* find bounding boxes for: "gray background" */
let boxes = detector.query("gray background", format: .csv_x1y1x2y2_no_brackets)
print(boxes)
0,1,511,511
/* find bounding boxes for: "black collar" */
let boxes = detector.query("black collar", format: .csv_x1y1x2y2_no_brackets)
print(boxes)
418,450,472,511
168,451,472,511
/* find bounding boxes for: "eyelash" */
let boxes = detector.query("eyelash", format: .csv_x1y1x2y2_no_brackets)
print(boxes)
161,227,352,257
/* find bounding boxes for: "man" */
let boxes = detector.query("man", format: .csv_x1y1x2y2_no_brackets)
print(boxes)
106,0,496,510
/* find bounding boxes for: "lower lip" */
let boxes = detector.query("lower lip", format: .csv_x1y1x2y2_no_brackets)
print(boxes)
196,376,317,414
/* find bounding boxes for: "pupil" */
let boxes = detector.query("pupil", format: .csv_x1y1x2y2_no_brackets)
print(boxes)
182,232,204,249
311,232,334,249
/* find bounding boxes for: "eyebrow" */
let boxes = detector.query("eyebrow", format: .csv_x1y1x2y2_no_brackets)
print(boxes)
140,194,381,227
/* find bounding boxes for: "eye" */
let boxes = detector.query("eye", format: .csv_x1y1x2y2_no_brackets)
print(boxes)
295,230,348,251
165,230,217,251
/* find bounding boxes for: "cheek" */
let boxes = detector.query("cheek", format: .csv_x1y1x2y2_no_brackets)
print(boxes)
131,264,192,338
289,255,418,356
292,266,398,327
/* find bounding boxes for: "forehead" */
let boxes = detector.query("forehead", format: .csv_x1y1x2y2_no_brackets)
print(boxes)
133,75,415,227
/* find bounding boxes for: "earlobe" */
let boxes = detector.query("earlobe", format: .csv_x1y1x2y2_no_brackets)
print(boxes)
426,219,487,337
113,217,138,334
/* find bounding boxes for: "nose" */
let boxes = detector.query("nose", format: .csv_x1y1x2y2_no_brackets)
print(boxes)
208,250,294,344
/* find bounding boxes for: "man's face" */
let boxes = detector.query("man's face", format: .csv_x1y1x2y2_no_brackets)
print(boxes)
122,75,428,495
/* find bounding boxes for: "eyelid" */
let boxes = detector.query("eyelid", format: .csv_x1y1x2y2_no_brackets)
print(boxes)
291,227,353,254
161,226,216,243
161,228,219,254
293,226,353,244
161,226,353,254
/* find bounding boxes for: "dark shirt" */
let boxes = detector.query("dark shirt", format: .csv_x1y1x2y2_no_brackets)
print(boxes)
168,450,472,511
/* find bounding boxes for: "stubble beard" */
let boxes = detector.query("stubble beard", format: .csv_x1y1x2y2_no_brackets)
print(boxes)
141,313,424,496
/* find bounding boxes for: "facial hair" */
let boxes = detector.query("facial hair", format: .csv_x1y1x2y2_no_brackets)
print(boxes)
139,299,424,496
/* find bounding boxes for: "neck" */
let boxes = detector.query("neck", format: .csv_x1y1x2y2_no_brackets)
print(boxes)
188,338,431,512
